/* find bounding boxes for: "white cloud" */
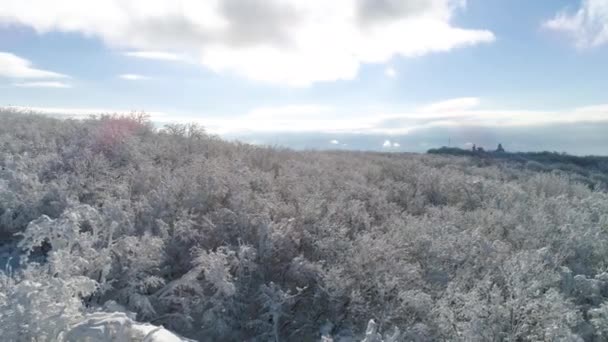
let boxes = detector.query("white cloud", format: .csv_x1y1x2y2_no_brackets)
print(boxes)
330,139,340,144
195,98,608,135
123,51,185,62
382,140,400,148
13,81,71,88
10,98,608,137
196,104,356,134
119,74,151,81
245,105,332,120
420,96,480,112
0,0,494,86
369,98,608,134
543,0,608,48
384,66,397,78
0,52,68,79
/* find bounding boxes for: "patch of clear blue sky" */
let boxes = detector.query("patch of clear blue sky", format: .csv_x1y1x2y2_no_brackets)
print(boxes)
450,0,608,109
1,0,607,119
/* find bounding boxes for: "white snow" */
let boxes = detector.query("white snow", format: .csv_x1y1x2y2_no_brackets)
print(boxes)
65,312,195,342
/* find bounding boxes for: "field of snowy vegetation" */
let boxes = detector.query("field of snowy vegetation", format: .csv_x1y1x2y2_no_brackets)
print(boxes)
2,110,608,341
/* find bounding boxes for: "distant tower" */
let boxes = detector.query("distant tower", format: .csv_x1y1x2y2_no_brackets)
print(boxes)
496,143,505,153
472,144,476,152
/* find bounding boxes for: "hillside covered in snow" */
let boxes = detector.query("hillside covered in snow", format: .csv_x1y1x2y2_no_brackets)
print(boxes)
1,111,608,341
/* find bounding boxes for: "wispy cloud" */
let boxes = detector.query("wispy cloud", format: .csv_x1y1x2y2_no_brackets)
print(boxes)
8,99,608,138
543,0,608,48
118,74,151,81
0,52,68,79
193,98,608,135
195,104,366,134
420,97,481,112
384,66,397,78
0,1,494,86
124,51,185,62
13,81,72,88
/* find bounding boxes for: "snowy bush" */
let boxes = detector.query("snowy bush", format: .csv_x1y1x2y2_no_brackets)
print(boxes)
1,110,608,340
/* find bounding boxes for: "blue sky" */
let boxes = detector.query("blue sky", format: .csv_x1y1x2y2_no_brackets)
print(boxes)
1,0,608,154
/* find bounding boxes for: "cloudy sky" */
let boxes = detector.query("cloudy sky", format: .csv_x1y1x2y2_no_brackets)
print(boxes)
1,0,608,154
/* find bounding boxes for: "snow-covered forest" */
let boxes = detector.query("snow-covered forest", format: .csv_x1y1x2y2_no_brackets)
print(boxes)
2,110,608,341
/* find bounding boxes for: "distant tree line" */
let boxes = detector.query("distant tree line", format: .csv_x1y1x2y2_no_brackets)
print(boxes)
428,145,608,191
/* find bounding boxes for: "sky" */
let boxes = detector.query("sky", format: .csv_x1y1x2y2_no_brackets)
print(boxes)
1,0,608,154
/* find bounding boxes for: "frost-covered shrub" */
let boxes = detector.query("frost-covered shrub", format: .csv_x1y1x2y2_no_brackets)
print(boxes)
0,267,96,342
2,110,608,340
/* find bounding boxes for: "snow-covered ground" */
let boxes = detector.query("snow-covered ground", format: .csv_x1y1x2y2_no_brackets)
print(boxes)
65,312,196,342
